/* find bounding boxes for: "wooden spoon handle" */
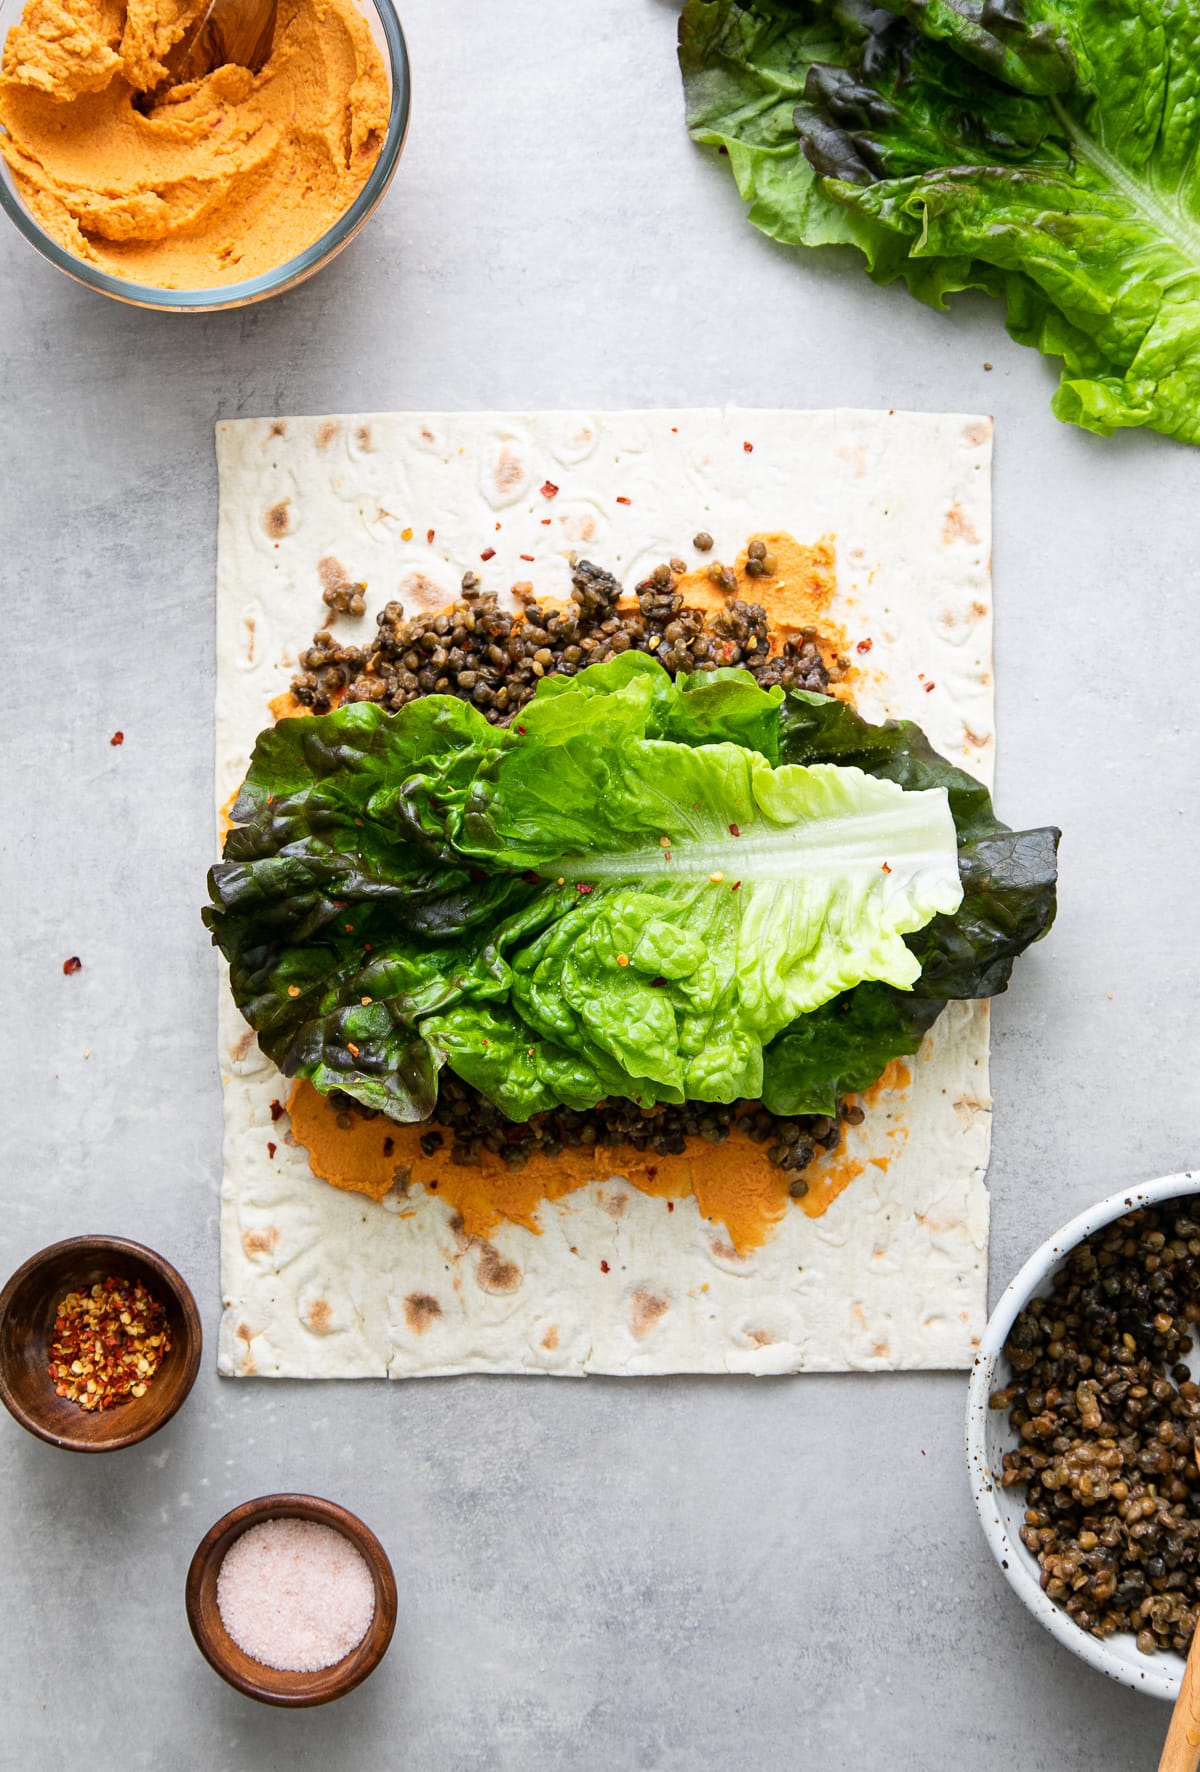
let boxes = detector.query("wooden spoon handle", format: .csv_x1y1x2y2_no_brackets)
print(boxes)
1160,1629,1200,1771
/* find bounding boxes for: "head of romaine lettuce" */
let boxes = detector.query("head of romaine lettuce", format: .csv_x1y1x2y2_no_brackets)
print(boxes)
204,653,1058,1123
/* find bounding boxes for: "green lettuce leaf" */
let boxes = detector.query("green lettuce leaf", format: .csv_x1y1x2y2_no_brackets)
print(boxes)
679,0,1200,444
206,657,1013,1121
762,691,1060,1112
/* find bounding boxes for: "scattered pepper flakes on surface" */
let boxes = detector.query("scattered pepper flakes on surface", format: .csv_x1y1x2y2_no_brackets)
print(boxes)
600,1260,610,1274
575,883,594,896
729,823,741,837
540,518,552,526
667,1200,674,1212
540,481,559,499
881,862,892,874
267,1141,277,1159
731,881,741,892
62,956,82,975
426,529,435,544
856,638,873,654
520,553,534,562
48,1276,171,1412
743,441,754,453
924,681,936,693
109,731,124,746
615,496,632,506
480,547,496,562
516,725,527,735
269,1100,284,1122
347,1042,360,1058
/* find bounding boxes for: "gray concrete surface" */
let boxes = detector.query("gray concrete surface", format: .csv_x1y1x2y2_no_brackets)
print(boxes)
2,2,1198,1767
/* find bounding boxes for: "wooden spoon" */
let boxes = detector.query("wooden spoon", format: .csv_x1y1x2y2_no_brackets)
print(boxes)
1157,1445,1200,1771
143,0,278,102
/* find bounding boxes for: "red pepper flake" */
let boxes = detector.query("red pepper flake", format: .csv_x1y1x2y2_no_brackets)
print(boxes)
600,1260,610,1274
615,496,632,506
347,1042,361,1058
540,480,559,499
383,1136,394,1156
363,943,373,951
516,725,527,735
575,882,594,895
729,823,741,837
671,426,679,433
480,547,496,562
520,553,534,562
856,638,873,654
269,1099,284,1122
666,1199,674,1212
267,1141,277,1160
47,1275,171,1412
62,956,82,975
344,923,354,933
522,870,542,885
743,441,754,453
426,528,435,544
881,862,892,874
731,881,741,891
540,518,552,526
924,681,936,693
109,730,124,746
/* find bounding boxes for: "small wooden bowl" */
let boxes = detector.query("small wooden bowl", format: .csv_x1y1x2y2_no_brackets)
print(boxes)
0,1235,202,1453
185,1494,397,1707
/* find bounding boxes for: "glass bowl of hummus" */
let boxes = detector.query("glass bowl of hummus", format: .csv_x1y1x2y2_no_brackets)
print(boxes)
0,0,410,310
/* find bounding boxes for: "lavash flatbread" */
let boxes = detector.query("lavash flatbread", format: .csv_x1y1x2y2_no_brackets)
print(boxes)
214,408,994,1378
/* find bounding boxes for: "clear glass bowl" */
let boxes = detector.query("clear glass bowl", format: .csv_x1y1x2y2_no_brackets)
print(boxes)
0,0,410,311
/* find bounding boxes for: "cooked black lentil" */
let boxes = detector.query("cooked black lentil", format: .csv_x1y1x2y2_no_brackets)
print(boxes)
332,1082,859,1179
300,553,847,1177
290,555,832,719
991,1202,1200,1656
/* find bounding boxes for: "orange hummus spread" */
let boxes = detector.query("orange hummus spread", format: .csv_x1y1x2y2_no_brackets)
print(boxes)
0,0,388,287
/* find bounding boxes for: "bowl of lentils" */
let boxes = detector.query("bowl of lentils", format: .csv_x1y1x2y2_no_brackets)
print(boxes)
967,1172,1200,1701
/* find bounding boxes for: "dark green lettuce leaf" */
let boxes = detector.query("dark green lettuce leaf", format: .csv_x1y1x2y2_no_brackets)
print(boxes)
760,984,943,1116
680,0,1200,443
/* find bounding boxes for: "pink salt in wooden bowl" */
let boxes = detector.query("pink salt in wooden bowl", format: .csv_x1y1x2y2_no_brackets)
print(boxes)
185,1493,397,1706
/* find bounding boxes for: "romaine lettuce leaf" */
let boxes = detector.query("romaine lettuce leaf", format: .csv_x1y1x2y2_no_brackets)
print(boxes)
205,657,1056,1123
679,0,1200,444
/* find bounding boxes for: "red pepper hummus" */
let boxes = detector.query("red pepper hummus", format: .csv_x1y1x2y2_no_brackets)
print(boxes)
0,0,388,287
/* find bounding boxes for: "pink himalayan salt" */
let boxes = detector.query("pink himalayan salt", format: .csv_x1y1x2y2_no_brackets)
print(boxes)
216,1517,376,1673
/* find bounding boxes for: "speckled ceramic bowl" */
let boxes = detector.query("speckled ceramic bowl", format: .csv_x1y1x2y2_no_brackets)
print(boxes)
967,1171,1199,1703
0,0,410,311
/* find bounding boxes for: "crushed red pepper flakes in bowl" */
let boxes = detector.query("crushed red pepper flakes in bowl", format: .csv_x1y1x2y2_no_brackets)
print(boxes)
48,1276,171,1411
